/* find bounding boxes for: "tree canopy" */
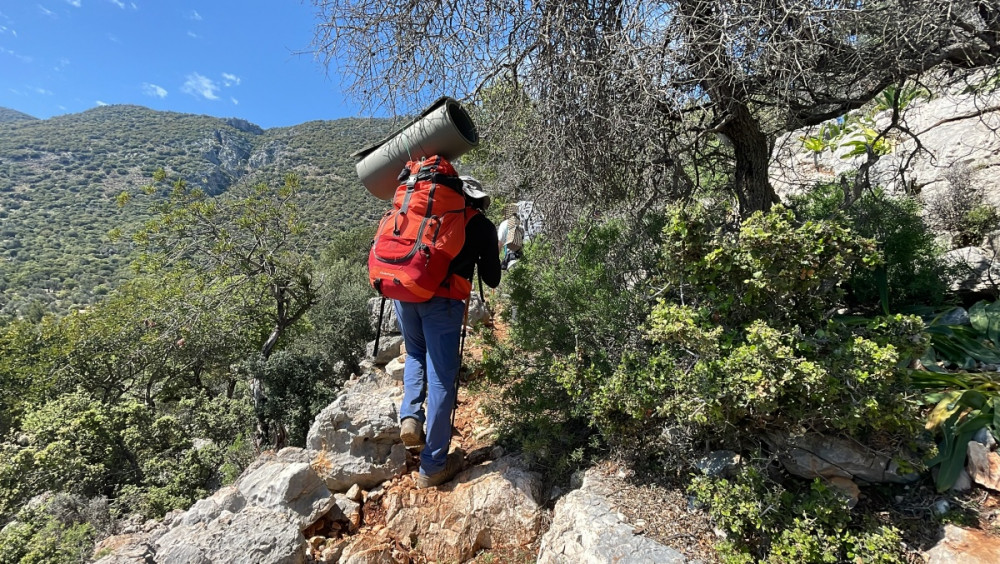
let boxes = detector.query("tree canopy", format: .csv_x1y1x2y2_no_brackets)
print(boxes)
312,0,1000,220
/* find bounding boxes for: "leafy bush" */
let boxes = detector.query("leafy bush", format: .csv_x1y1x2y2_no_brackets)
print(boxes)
556,206,925,440
0,494,105,564
690,466,905,563
791,184,951,311
482,214,666,475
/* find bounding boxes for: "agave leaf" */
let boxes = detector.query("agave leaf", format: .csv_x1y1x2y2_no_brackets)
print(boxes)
957,389,989,410
970,301,988,332
936,427,977,492
926,390,964,430
911,370,972,389
956,411,993,434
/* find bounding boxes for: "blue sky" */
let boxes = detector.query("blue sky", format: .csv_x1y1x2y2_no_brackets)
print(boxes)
0,1,360,129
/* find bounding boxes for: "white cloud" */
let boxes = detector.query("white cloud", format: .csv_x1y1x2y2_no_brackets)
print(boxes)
231,97,239,105
187,31,198,38
188,10,201,21
107,33,120,43
0,47,33,63
222,73,240,87
181,72,219,100
33,86,52,95
142,82,167,98
110,0,124,8
130,2,137,8
53,57,69,71
96,100,108,106
66,0,81,7
38,5,57,18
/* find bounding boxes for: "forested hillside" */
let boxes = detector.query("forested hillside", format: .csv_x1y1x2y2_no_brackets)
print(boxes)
0,105,391,319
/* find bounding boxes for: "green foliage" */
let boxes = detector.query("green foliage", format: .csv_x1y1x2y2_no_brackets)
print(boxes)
0,389,241,521
544,206,922,445
239,352,342,447
912,304,1000,491
792,185,951,311
690,466,905,563
659,205,878,331
925,163,1000,248
874,84,930,113
962,204,1000,246
640,313,923,436
483,214,666,475
799,112,894,162
0,494,101,564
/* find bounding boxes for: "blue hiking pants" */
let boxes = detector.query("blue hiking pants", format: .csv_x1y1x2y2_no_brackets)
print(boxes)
394,297,465,476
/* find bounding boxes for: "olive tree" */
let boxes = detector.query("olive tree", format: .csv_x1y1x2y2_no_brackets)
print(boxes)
312,0,1000,222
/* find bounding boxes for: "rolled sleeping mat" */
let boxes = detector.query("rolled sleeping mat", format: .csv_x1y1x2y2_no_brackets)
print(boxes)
352,97,479,200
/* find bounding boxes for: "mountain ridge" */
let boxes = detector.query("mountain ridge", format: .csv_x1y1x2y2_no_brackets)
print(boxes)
0,103,394,318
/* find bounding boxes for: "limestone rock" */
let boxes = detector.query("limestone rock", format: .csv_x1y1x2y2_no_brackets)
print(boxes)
967,441,1000,491
771,89,1000,204
368,297,401,335
339,537,396,564
538,468,688,563
383,456,544,562
826,476,860,509
953,468,974,492
367,335,404,365
943,247,998,294
694,450,742,477
154,506,306,564
924,524,1000,564
306,374,407,492
235,449,334,529
939,307,971,326
93,532,162,564
765,431,918,484
334,493,362,531
384,357,405,381
974,427,997,449
178,486,246,527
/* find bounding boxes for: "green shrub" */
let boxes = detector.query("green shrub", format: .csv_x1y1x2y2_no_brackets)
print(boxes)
483,214,666,475
792,183,952,311
690,466,905,563
552,206,923,440
0,494,104,564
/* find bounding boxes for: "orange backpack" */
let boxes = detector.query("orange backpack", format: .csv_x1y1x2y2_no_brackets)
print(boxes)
368,156,474,302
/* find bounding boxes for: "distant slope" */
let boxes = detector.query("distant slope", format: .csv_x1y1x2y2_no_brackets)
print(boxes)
0,104,394,317
0,107,38,123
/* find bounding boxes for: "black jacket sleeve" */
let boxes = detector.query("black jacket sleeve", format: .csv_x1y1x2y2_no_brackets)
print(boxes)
451,211,502,288
471,212,502,288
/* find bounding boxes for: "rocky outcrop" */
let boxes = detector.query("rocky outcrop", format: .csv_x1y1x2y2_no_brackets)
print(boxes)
771,86,1000,202
538,468,689,564
924,524,1000,564
154,506,305,564
383,456,544,561
765,431,919,485
306,372,407,492
94,447,331,564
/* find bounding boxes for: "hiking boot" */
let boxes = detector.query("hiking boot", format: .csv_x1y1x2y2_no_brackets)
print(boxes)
415,449,466,489
400,418,424,449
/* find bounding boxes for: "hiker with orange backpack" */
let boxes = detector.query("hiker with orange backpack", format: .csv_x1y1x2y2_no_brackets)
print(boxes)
368,156,501,488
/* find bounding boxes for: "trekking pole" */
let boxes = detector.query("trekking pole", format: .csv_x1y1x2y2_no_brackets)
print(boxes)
452,291,472,431
373,296,386,362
